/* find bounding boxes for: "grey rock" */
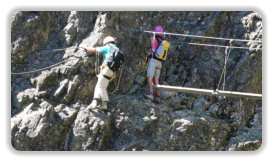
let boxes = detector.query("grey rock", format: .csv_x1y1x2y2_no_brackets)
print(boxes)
11,12,57,70
68,107,112,151
128,84,139,95
31,70,59,91
64,75,80,104
208,103,219,117
127,75,146,95
11,101,78,150
110,97,230,151
227,105,262,151
54,79,69,98
193,97,210,115
11,11,262,151
135,75,146,86
16,88,39,108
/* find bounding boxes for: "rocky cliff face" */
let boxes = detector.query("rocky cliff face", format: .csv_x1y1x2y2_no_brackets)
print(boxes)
11,11,262,151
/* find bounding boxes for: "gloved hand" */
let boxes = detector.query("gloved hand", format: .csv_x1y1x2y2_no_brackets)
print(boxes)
145,56,148,65
145,54,152,65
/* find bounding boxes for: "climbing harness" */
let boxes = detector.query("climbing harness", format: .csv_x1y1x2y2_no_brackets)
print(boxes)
94,50,124,95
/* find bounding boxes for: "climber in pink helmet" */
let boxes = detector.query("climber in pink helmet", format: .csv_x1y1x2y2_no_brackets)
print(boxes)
144,25,170,103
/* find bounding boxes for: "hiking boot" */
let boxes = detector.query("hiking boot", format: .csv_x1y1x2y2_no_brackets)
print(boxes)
96,101,108,110
144,92,154,101
87,99,99,110
153,96,161,103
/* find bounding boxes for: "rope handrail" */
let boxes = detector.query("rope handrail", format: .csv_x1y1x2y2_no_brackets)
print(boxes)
188,42,262,50
11,47,87,75
144,30,262,43
11,58,79,75
29,46,79,55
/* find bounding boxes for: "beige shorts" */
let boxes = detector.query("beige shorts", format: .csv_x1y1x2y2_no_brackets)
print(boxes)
147,58,162,78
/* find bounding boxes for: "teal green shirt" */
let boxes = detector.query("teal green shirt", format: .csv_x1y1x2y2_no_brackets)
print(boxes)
97,44,119,66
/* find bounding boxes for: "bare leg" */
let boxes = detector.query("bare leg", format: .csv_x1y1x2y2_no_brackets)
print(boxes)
153,78,160,96
147,76,154,94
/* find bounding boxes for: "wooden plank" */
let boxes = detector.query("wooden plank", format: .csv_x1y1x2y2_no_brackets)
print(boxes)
153,85,262,100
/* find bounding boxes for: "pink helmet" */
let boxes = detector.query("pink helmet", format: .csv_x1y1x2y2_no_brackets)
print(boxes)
154,26,164,37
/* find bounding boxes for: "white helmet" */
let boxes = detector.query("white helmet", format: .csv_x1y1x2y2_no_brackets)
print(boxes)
103,36,115,45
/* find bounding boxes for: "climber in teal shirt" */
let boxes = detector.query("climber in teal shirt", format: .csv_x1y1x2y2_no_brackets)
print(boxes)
83,36,118,110
97,44,119,66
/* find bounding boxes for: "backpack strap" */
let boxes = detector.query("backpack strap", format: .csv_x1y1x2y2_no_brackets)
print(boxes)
148,36,165,62
108,44,118,63
154,37,164,54
153,37,166,61
152,54,164,61
103,74,112,80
